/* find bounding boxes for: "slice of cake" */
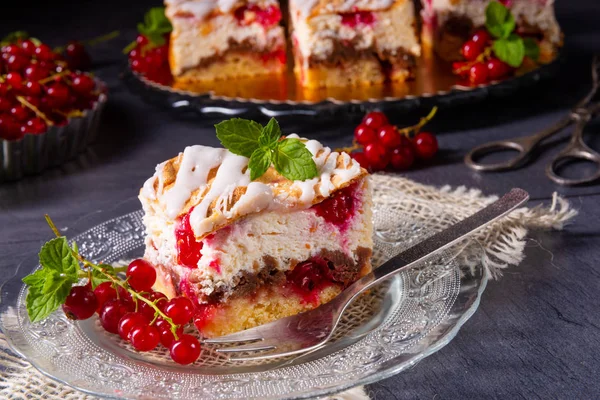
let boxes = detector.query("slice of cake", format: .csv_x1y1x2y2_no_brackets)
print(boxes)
289,0,421,88
165,0,287,84
139,132,373,338
421,0,562,63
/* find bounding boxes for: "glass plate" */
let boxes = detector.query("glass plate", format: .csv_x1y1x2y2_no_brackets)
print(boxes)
123,53,563,119
0,188,488,400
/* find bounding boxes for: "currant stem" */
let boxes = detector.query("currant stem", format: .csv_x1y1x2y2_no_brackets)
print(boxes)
17,96,54,126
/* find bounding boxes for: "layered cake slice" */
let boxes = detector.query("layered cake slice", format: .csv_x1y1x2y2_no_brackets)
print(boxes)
165,0,287,84
421,0,562,62
289,0,421,88
139,131,373,338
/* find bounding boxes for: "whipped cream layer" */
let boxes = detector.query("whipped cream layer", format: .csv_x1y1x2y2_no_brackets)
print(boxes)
290,0,420,64
423,0,561,44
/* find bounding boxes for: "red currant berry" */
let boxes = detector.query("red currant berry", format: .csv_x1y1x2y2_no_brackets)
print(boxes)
471,29,492,46
169,334,201,365
65,41,91,71
487,58,511,80
24,64,50,81
20,40,36,56
469,63,488,85
72,74,95,95
350,152,370,169
46,83,70,107
377,125,402,148
128,48,140,60
0,98,13,113
130,58,146,74
461,40,483,61
390,146,415,170
0,82,9,96
118,312,150,341
93,282,117,312
139,291,168,320
126,259,157,292
452,61,471,78
6,54,28,72
22,117,47,135
136,35,149,47
22,80,42,96
2,44,23,56
164,297,195,325
413,132,439,159
100,299,131,334
62,286,98,320
10,106,30,122
130,325,160,351
34,44,55,61
353,124,377,145
6,72,23,90
364,142,391,171
155,318,184,348
362,111,389,130
0,115,22,141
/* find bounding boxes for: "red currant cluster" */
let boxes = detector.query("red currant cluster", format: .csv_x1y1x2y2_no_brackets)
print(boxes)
0,39,100,141
348,111,439,172
128,34,172,86
62,259,201,365
452,29,513,85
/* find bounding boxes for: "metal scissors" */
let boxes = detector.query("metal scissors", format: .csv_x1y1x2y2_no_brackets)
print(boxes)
465,56,600,186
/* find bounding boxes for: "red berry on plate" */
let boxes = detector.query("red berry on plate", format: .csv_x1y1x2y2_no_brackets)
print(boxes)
10,106,30,122
364,142,390,171
350,152,370,169
62,286,98,320
377,125,402,148
413,132,439,159
471,29,492,46
390,146,415,170
461,40,483,62
362,111,389,130
354,124,377,145
469,63,488,85
139,291,168,320
6,72,23,90
164,297,195,325
169,334,201,365
487,58,511,80
34,44,55,61
126,259,157,292
155,318,184,348
130,325,160,352
118,312,150,341
93,282,117,312
100,299,131,334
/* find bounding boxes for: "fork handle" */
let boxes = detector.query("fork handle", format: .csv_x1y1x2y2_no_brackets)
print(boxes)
338,188,530,308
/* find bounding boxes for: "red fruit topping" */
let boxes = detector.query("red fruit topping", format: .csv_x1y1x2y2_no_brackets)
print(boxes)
61,286,98,320
413,132,439,159
100,299,131,334
139,291,168,320
471,29,492,46
24,64,50,81
461,40,483,61
235,5,282,27
364,142,391,171
350,152,370,169
193,304,217,333
118,312,150,341
391,145,415,170
469,63,488,85
176,211,204,268
71,74,95,95
378,125,402,148
130,325,160,351
169,334,201,365
312,182,356,226
155,318,184,347
22,118,47,135
286,258,333,295
164,297,195,325
126,259,157,292
23,80,42,96
341,11,375,27
487,58,511,80
10,106,30,122
34,44,54,61
354,124,377,145
362,111,388,130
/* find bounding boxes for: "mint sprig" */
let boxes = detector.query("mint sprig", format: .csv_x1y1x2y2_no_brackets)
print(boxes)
485,1,539,67
215,118,319,181
123,7,172,53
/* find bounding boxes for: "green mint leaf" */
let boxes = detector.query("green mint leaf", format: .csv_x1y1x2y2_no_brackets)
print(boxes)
485,1,515,39
493,34,525,68
22,268,51,288
215,118,263,158
91,264,116,289
523,37,540,61
259,118,282,149
41,270,64,294
137,7,172,46
25,279,72,323
39,237,80,279
0,31,29,46
272,138,318,181
249,147,272,181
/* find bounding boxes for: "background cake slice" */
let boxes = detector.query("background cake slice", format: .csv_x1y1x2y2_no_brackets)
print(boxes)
165,0,286,84
140,135,373,338
421,0,562,63
289,0,421,88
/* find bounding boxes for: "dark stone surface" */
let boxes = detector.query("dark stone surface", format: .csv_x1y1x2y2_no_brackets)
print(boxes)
0,1,599,399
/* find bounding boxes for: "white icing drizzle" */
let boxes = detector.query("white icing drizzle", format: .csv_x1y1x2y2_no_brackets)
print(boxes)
290,0,395,17
166,0,276,20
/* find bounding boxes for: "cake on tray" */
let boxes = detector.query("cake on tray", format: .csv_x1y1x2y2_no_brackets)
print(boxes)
289,0,421,88
165,0,287,84
139,134,373,338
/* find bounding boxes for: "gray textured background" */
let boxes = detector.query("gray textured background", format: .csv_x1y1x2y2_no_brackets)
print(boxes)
1,1,599,399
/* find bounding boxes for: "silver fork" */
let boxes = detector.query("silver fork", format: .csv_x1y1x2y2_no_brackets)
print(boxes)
204,188,530,361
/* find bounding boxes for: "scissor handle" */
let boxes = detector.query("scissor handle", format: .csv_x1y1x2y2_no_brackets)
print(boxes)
546,111,600,186
464,136,538,171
